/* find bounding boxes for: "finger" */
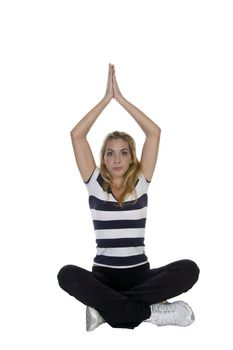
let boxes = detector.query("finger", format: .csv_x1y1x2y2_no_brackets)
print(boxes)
108,65,112,82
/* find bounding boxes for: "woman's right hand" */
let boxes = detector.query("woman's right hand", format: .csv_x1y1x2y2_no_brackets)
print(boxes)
104,63,114,101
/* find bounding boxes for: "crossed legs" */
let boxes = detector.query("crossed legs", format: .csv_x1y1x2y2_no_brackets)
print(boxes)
57,259,200,329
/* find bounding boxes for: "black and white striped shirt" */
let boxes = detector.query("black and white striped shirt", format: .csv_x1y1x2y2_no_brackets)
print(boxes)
85,167,150,269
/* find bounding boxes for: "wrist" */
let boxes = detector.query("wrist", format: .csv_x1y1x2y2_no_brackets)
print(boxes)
115,94,125,104
103,94,112,104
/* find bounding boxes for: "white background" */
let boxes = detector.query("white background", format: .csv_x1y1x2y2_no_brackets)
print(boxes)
1,0,232,348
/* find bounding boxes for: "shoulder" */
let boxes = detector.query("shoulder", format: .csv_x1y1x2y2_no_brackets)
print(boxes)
84,166,100,185
138,172,151,187
135,172,150,198
140,173,151,185
84,167,107,198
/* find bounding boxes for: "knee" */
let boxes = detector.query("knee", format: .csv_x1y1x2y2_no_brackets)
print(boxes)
57,264,76,290
182,259,200,284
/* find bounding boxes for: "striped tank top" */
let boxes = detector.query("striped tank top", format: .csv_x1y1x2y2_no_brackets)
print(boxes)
85,167,150,269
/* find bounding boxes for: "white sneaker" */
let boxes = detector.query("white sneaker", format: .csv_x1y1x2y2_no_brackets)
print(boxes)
145,301,195,327
86,306,105,332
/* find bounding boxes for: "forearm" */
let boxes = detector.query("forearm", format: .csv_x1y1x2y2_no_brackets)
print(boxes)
70,96,111,138
116,95,161,136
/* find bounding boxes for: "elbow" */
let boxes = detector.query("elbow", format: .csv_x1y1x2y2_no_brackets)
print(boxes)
149,125,161,137
70,129,87,140
70,130,80,139
154,124,161,136
70,127,81,138
70,130,76,138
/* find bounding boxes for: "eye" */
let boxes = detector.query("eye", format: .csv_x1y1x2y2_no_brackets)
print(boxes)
106,151,113,157
122,150,129,156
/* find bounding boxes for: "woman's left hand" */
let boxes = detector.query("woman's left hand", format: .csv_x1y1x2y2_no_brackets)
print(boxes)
112,65,123,101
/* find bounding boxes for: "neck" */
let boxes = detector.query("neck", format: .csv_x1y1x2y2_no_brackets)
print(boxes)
111,178,124,189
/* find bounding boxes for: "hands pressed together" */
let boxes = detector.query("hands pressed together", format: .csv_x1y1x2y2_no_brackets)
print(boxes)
105,63,123,102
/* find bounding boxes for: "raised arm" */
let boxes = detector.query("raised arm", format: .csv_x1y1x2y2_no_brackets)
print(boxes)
70,64,114,182
112,65,161,182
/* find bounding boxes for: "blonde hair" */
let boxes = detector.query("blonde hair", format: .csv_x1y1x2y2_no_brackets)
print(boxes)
100,131,141,206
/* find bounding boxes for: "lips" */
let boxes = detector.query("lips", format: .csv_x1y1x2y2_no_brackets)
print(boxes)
113,167,123,171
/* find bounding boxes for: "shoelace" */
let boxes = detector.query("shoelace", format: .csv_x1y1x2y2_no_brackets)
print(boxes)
151,302,179,325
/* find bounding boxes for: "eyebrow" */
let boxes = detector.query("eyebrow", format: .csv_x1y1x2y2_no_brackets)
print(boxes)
106,148,129,151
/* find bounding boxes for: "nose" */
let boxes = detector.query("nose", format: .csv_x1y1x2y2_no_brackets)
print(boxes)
114,154,121,163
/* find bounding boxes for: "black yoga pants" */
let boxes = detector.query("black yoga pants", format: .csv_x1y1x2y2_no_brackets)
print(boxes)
57,259,200,329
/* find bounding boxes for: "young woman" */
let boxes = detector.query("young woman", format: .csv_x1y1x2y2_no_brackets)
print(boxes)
57,64,200,331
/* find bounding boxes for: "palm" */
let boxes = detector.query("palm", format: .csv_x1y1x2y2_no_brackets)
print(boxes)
112,65,122,99
105,64,114,99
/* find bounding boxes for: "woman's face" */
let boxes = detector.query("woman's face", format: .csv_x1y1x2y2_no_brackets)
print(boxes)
103,138,132,179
